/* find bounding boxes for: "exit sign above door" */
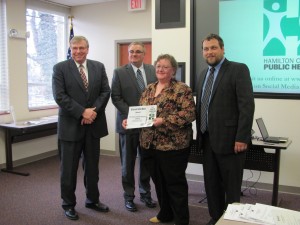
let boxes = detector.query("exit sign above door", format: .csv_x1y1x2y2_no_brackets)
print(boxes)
128,0,146,11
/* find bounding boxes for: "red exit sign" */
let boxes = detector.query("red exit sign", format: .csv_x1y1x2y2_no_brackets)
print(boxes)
128,0,146,11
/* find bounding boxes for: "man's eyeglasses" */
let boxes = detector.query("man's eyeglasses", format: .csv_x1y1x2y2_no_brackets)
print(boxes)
129,50,144,54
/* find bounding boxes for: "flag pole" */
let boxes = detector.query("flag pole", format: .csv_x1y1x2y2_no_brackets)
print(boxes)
68,16,74,25
67,16,74,59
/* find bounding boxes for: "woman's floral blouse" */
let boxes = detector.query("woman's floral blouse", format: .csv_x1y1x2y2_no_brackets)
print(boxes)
139,79,196,151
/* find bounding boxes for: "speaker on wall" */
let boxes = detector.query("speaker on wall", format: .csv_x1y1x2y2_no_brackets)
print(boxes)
155,0,185,29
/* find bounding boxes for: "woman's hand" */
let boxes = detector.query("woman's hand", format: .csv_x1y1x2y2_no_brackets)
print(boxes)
153,118,164,127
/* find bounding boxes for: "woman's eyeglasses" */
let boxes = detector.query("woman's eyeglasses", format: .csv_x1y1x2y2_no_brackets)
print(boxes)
155,66,171,71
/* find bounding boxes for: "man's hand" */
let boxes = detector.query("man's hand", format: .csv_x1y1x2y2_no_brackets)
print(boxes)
234,142,248,154
81,118,91,125
122,119,127,129
81,107,97,125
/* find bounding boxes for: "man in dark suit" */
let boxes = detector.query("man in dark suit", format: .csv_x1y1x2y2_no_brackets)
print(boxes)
52,36,111,221
111,42,157,212
196,34,255,225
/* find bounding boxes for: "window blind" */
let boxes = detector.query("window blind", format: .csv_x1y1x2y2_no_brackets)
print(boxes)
0,0,9,114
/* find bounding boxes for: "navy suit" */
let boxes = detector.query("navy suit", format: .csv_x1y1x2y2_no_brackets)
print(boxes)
111,63,157,201
52,59,110,209
196,58,255,221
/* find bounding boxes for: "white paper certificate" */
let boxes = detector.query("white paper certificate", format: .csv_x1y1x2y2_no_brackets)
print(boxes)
126,105,157,129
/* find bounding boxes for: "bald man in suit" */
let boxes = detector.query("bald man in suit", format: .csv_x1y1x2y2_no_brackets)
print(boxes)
52,36,110,221
196,34,255,225
111,42,157,212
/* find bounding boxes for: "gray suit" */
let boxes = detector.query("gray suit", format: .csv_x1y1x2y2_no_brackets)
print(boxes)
196,58,255,221
52,59,110,209
111,63,156,201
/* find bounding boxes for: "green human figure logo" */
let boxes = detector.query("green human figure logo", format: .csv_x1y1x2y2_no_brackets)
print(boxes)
263,0,300,56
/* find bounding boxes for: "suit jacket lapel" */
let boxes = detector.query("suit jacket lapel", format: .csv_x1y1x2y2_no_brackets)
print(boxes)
144,64,152,85
211,59,229,100
86,60,95,96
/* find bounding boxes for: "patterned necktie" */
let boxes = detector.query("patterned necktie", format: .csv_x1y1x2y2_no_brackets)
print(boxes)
79,64,88,91
200,67,215,133
136,69,145,91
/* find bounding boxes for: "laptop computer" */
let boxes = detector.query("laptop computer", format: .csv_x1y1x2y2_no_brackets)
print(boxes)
256,118,288,143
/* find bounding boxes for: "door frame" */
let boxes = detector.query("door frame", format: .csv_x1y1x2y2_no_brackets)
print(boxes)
115,38,152,67
113,38,152,156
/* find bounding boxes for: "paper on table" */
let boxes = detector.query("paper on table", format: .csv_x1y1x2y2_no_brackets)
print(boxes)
272,208,300,225
224,204,262,224
23,120,43,125
224,203,300,225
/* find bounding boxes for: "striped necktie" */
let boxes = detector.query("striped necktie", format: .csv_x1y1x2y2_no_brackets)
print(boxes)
136,69,145,91
200,67,215,133
79,64,88,91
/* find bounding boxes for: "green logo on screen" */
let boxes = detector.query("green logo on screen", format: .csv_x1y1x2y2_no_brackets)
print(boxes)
263,0,300,56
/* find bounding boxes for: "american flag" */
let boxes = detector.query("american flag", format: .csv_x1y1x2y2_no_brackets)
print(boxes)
67,21,74,59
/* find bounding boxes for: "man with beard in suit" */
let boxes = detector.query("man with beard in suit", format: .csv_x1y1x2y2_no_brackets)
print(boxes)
196,34,255,225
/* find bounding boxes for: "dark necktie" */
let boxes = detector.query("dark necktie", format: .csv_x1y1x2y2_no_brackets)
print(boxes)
136,69,145,91
79,64,88,91
200,67,215,133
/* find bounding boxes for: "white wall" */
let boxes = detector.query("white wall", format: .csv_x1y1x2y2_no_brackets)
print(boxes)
0,0,59,164
251,99,300,187
70,0,152,152
151,0,191,86
0,0,299,189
